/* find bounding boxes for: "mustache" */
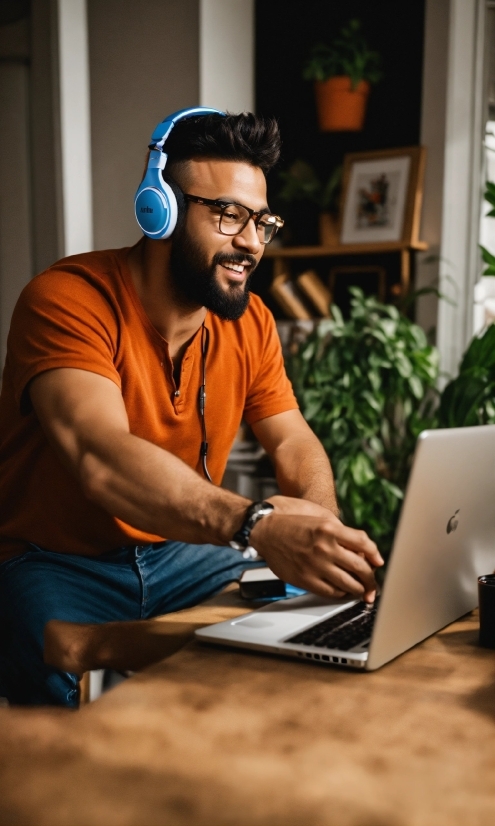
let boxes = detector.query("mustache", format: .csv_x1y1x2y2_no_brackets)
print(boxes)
213,252,257,270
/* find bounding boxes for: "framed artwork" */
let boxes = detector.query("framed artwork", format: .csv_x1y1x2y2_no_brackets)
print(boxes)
340,147,426,246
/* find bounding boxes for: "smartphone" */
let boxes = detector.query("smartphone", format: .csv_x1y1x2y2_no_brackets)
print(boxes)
239,567,286,600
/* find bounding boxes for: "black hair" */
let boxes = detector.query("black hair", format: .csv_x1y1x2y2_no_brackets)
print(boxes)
164,112,281,176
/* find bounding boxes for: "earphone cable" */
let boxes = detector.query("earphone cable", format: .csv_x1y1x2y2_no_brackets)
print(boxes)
199,323,213,483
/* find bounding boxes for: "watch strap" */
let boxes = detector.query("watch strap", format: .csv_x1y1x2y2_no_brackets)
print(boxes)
229,501,274,550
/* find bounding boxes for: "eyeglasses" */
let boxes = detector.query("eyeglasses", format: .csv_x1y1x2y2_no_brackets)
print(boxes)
183,194,284,245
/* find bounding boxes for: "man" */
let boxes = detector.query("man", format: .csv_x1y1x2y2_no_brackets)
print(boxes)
0,111,382,707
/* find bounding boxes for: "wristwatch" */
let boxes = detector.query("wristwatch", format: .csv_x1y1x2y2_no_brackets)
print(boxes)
229,500,275,550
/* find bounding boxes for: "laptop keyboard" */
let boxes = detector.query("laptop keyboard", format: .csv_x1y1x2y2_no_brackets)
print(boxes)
286,597,380,651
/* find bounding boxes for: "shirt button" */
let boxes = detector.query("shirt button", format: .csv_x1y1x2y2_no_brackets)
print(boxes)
174,390,180,397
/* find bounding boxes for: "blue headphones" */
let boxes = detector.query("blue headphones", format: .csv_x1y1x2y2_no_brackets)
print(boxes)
134,106,225,240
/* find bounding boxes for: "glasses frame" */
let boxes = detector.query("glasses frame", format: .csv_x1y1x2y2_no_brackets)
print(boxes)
183,193,284,245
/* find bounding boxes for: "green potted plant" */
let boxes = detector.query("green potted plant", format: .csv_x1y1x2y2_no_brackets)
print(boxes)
479,181,495,275
438,174,495,424
277,160,342,246
437,323,495,427
303,19,383,132
287,288,439,554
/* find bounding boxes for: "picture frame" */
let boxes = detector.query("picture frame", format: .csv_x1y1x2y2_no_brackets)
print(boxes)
339,146,426,246
328,265,387,305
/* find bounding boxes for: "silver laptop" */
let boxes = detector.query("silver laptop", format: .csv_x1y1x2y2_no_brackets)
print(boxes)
196,425,495,670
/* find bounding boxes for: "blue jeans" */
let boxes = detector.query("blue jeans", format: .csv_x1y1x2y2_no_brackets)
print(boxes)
0,541,261,708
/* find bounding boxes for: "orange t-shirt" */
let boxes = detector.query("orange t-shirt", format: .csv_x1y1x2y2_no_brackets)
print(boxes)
0,247,298,562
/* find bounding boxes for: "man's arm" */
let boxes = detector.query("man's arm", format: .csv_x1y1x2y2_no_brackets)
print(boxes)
30,368,248,546
250,409,383,601
30,368,382,600
252,409,338,514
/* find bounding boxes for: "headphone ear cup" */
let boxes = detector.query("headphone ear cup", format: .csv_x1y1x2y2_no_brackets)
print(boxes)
163,175,186,229
134,176,178,239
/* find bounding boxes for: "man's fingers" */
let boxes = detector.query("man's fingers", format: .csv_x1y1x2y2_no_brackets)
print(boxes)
323,566,368,597
303,578,347,601
332,523,384,567
306,571,377,604
312,534,378,595
333,546,378,592
363,589,377,605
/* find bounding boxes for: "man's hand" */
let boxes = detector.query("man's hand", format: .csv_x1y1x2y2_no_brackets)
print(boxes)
266,494,336,519
251,413,381,603
250,509,383,603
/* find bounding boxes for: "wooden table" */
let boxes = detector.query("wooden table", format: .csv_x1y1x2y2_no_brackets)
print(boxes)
1,588,495,826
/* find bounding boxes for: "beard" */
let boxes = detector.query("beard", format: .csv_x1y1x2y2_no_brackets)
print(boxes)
169,226,258,321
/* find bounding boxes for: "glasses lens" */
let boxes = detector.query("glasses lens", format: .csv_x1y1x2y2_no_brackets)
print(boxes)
219,203,250,236
258,214,283,245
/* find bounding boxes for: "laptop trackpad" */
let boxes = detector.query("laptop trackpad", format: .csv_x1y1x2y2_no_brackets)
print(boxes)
235,617,275,629
258,594,356,618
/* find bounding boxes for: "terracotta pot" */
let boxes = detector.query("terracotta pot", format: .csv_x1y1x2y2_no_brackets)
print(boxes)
314,76,370,132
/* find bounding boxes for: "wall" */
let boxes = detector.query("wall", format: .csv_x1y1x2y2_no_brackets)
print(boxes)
87,0,200,251
255,1,425,193
436,0,487,379
415,0,450,336
58,0,93,256
31,0,64,274
88,0,256,252
0,14,32,369
200,0,254,112
253,0,426,318
0,0,256,369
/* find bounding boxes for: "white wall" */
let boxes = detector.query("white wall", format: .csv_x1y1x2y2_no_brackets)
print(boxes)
199,0,254,113
415,0,450,337
57,0,93,256
88,0,255,251
0,0,256,369
31,0,65,274
436,0,486,380
88,0,200,251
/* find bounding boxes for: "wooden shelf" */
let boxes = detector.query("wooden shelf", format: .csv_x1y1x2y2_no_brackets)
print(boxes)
264,240,428,257
264,241,429,306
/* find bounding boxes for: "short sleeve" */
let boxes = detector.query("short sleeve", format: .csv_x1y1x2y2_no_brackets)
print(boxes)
8,269,121,412
243,304,298,425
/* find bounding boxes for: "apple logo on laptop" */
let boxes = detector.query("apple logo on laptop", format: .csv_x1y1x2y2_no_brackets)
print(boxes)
446,509,460,534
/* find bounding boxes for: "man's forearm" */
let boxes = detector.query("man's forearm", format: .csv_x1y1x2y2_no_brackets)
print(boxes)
80,429,250,545
270,432,339,515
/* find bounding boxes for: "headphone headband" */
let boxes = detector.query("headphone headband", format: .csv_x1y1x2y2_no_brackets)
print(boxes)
134,106,226,240
150,106,225,149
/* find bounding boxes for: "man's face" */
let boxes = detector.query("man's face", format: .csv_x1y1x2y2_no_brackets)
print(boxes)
169,159,267,321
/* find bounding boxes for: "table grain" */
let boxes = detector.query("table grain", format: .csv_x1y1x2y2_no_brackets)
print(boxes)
1,590,494,826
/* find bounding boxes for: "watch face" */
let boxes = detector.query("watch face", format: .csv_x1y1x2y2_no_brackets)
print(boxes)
231,502,274,550
251,502,274,516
